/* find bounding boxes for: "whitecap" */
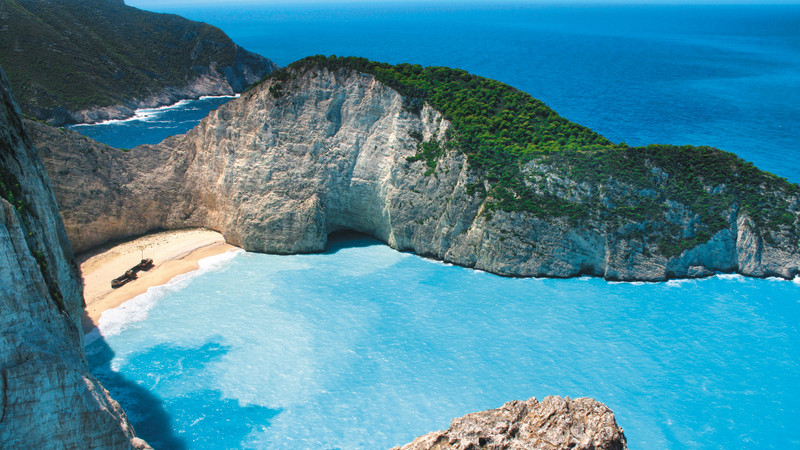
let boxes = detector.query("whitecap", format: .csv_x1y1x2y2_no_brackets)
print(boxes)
421,257,454,267
666,279,689,287
608,280,650,285
716,273,745,282
199,94,240,101
71,96,230,128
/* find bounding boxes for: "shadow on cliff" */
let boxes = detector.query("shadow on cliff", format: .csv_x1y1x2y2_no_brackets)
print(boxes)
326,230,384,254
87,336,189,449
87,335,282,448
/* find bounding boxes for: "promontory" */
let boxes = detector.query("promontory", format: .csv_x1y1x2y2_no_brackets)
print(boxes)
0,54,632,448
32,55,800,281
0,0,277,125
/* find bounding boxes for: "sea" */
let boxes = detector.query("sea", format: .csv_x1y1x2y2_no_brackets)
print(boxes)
77,3,800,449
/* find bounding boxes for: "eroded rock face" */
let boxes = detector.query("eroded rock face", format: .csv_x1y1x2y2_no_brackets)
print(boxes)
31,66,800,280
0,66,145,448
394,396,627,450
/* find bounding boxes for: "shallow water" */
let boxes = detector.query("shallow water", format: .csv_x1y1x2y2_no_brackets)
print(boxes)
87,234,800,449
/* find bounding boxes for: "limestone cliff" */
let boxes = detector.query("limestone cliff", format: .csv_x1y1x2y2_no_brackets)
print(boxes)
394,396,626,450
31,60,800,281
0,0,277,125
0,66,146,447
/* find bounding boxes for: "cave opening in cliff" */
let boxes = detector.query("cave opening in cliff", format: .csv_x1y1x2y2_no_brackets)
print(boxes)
325,230,382,253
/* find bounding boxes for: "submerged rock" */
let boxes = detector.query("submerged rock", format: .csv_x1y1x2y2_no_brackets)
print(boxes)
394,396,627,450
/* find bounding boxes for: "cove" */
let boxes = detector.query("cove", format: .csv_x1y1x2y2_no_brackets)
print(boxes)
86,233,800,449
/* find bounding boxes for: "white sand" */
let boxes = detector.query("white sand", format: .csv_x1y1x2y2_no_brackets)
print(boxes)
79,228,237,333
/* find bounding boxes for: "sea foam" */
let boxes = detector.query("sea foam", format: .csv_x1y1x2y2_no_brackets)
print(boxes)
72,94,238,127
90,249,243,341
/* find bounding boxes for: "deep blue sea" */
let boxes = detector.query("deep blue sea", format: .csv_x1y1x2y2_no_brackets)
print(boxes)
80,3,800,449
70,95,235,149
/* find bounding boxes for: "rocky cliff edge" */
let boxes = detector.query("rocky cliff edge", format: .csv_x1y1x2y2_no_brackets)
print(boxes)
0,64,147,448
394,396,627,450
0,0,278,125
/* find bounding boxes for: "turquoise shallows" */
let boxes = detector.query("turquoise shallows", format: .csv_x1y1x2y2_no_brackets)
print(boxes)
87,234,800,449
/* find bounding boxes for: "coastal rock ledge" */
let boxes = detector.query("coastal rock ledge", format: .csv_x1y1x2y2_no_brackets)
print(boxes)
394,396,627,450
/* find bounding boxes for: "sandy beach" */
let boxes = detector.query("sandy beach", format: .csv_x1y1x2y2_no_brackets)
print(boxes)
78,228,237,334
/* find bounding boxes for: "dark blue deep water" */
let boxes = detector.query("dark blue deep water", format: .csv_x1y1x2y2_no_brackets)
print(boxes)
82,3,800,449
70,95,234,149
92,2,800,182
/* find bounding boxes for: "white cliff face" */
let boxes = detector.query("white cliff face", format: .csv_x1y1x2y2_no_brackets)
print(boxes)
177,67,463,254
0,68,145,448
32,66,800,281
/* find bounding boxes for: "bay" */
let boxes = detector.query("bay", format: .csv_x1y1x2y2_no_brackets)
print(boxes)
88,234,800,449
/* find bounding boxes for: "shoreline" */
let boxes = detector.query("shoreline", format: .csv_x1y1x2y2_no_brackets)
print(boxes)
69,94,240,128
79,228,237,334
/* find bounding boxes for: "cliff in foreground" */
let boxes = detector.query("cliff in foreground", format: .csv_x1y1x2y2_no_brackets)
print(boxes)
32,57,800,281
395,396,626,450
0,64,146,447
0,0,277,125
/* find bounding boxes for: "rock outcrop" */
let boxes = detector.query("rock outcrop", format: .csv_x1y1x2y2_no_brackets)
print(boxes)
31,62,800,281
0,66,146,447
394,396,626,450
0,0,277,125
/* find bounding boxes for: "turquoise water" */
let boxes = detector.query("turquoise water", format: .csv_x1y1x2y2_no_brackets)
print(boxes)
87,234,800,449
78,4,800,449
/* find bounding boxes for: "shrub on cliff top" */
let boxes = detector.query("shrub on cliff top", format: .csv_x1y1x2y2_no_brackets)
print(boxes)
261,55,800,256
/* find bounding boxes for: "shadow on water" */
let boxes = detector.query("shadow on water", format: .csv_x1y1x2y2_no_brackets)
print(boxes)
325,230,384,254
87,336,188,449
87,335,281,449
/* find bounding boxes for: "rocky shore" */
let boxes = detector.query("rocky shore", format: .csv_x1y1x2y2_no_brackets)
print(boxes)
0,0,277,126
395,396,627,450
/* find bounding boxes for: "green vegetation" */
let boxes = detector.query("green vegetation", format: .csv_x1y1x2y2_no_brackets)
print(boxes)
406,132,447,176
265,56,800,255
0,165,26,213
0,0,272,121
